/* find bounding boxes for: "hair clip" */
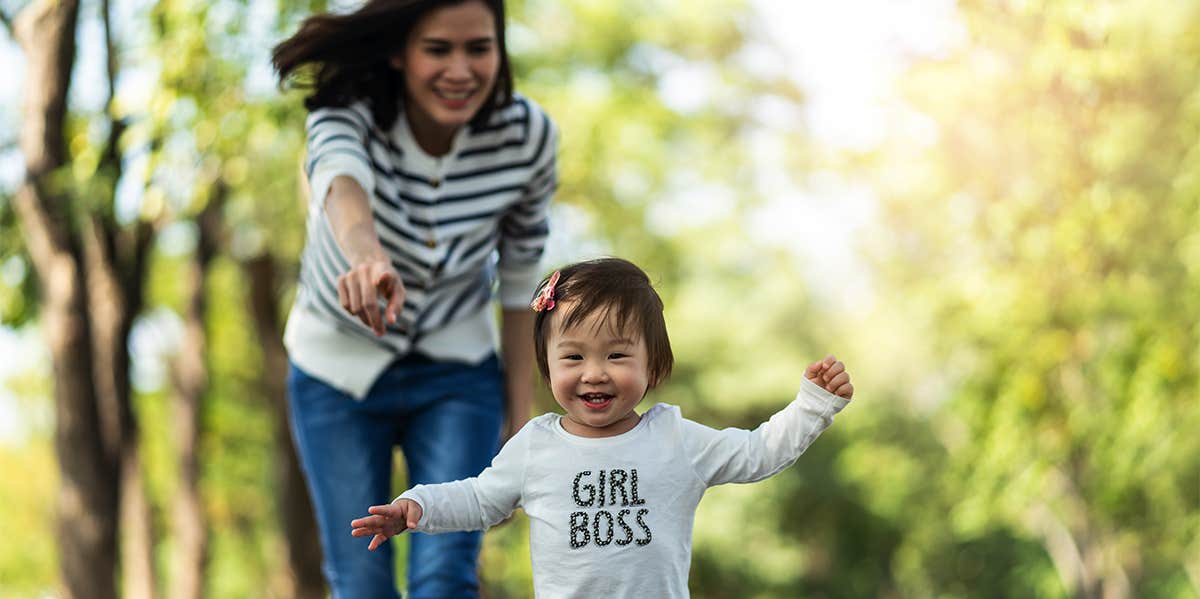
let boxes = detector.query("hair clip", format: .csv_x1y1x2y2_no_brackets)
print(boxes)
531,271,561,312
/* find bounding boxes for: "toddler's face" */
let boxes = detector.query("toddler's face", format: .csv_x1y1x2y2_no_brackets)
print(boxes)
546,301,650,438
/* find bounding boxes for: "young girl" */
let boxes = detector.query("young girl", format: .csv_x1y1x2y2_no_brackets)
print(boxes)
272,0,556,596
351,257,854,597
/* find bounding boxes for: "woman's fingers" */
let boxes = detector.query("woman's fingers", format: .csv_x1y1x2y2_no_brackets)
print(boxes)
337,274,351,313
340,272,364,322
338,264,399,335
357,271,383,335
378,271,404,326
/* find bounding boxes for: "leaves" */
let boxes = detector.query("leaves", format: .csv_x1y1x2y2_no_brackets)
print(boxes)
3,0,1198,596
860,0,1200,594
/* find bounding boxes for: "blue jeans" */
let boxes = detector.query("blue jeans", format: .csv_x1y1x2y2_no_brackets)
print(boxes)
288,353,504,599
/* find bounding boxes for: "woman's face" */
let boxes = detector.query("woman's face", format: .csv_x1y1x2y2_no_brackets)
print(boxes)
391,0,500,150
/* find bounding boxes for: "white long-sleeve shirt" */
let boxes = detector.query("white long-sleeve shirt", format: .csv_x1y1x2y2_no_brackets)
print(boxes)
399,376,850,598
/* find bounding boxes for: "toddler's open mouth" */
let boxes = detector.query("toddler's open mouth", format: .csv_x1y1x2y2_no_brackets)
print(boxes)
579,393,614,409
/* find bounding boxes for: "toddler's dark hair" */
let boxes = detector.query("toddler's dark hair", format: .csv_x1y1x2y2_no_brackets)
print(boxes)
532,258,673,388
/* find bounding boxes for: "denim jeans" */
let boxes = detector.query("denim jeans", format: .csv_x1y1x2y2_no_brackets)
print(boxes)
288,353,504,599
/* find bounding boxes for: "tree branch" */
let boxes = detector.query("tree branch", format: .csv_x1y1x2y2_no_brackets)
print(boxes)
0,10,12,37
13,0,82,272
98,0,123,237
1024,502,1087,596
101,0,117,107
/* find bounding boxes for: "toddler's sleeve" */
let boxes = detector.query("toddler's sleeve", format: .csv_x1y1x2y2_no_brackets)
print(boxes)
398,424,530,533
681,377,850,487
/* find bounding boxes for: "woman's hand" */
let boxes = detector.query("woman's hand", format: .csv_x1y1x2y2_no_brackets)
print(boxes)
350,498,424,551
324,176,405,336
337,258,405,336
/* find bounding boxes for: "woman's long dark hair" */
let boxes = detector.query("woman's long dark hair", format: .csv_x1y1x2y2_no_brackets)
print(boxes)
272,0,513,131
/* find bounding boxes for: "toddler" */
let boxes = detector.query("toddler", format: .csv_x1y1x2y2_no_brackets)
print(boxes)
351,257,854,597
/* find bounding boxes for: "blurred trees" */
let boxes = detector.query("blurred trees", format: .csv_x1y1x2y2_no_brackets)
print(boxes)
1,0,1198,597
854,0,1200,596
9,1,142,597
3,0,804,594
4,0,321,596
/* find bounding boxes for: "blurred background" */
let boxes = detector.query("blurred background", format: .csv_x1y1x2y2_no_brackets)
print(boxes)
1,0,1198,597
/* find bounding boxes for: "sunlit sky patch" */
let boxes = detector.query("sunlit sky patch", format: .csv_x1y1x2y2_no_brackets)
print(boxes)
649,0,964,308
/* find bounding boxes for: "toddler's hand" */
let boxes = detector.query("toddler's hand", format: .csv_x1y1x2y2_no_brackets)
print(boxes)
805,355,854,400
350,498,423,551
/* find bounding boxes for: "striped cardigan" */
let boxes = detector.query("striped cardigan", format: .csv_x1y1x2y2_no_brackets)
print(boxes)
284,94,558,398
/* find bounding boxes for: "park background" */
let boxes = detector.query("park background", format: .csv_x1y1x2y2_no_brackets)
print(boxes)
1,0,1197,597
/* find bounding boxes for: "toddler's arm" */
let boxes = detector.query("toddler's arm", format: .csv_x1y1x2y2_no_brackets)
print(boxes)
349,423,530,545
682,356,853,487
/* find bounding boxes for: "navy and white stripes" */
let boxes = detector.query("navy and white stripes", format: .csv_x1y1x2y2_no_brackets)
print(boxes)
296,94,558,355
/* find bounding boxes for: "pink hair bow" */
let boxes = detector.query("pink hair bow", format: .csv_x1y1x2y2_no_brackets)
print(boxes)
531,271,561,312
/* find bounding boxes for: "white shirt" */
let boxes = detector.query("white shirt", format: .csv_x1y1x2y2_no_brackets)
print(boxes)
400,376,850,598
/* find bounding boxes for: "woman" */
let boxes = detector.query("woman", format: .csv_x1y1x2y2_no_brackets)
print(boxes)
272,1,556,596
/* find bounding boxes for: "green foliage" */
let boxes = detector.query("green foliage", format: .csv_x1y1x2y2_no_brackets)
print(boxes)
201,258,282,592
512,0,791,269
4,0,1199,596
0,440,58,597
0,193,36,325
859,0,1200,594
0,336,56,596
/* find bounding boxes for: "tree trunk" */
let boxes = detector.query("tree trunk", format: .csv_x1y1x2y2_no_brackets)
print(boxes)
82,218,158,599
170,193,224,599
13,2,120,599
120,450,158,599
244,255,326,599
92,0,160,589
